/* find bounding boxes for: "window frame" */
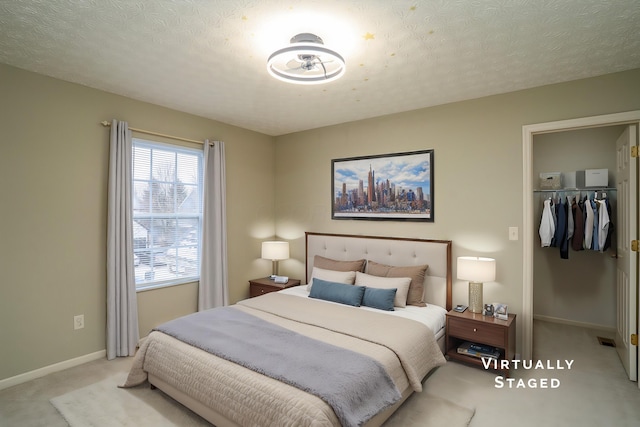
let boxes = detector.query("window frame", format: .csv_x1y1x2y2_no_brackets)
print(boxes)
131,138,204,291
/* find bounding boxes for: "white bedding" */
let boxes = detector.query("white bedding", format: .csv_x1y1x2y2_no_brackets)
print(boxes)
279,285,447,340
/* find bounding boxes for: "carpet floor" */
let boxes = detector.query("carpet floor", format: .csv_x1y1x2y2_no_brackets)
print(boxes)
2,320,640,426
49,372,474,427
50,374,209,427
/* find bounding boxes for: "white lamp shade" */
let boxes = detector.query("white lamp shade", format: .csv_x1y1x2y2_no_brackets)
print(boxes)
261,241,290,261
457,257,496,282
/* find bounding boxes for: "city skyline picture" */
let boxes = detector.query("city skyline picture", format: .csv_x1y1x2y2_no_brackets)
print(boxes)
331,149,434,221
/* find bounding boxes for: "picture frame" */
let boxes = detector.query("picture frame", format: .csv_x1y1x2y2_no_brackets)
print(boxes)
493,303,509,320
483,304,494,317
332,149,434,221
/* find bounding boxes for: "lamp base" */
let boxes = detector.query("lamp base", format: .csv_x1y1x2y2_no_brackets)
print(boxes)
468,282,483,313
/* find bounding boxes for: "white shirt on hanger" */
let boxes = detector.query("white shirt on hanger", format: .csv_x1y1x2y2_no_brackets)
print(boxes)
539,198,555,247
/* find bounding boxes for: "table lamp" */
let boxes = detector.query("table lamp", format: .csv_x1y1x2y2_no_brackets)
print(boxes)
261,241,290,276
457,256,496,314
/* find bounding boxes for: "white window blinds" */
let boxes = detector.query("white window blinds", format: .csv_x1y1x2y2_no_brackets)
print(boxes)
132,139,203,289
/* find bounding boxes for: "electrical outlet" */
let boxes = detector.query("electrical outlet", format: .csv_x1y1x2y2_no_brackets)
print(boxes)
508,226,519,241
74,314,84,330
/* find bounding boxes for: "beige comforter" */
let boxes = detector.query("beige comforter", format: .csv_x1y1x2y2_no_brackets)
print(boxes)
123,293,445,427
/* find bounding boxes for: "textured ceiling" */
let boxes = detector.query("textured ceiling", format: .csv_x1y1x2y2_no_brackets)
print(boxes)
1,0,639,136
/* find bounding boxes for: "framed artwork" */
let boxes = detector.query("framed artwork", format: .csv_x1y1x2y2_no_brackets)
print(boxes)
331,149,434,221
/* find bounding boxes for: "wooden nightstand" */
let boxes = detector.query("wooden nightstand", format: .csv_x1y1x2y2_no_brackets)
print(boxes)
445,310,516,376
248,277,300,298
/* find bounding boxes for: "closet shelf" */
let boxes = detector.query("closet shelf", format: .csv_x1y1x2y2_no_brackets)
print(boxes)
533,187,617,193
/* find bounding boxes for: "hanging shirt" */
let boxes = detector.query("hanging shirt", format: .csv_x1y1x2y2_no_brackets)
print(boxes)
583,197,594,250
553,199,566,257
603,199,615,251
551,198,557,245
539,199,556,247
566,196,574,240
598,199,611,251
592,199,600,251
556,200,569,259
554,199,568,258
572,199,584,251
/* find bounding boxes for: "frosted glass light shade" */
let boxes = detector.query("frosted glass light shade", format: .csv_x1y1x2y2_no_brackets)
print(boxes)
457,257,496,282
261,241,290,260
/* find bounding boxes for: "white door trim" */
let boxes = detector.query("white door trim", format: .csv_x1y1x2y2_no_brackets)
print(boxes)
522,110,640,361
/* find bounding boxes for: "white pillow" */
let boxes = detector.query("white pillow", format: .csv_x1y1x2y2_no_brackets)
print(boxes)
355,271,411,308
307,267,357,291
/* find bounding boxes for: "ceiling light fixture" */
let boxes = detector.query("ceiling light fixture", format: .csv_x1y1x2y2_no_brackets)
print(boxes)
267,33,346,85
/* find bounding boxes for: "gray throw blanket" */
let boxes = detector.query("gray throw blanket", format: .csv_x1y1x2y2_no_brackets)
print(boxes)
155,306,401,427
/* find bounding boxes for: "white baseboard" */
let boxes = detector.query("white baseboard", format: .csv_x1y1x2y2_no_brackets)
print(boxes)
0,349,106,391
534,314,616,333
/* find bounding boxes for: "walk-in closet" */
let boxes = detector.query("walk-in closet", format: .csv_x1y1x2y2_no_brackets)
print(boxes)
532,125,625,344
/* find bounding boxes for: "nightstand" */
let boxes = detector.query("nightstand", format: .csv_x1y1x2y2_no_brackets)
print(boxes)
248,277,300,298
445,310,516,376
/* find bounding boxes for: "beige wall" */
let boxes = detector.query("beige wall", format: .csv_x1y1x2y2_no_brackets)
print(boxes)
0,63,275,381
2,61,639,381
533,126,623,328
274,68,640,356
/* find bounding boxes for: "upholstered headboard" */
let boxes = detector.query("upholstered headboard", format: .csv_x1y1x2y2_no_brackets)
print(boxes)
305,232,452,311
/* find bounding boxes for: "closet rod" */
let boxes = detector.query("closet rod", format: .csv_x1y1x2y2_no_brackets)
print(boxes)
533,188,617,193
100,121,210,145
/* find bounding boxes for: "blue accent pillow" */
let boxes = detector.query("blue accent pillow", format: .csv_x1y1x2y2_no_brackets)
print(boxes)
308,278,365,307
362,287,397,311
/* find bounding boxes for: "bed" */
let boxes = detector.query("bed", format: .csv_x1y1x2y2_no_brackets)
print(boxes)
123,232,453,427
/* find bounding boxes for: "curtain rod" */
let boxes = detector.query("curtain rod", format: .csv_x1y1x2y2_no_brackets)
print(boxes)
100,121,208,145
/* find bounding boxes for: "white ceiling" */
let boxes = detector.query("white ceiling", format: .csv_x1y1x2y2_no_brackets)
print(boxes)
1,0,639,136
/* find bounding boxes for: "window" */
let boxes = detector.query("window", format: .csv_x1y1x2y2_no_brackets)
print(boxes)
132,139,203,290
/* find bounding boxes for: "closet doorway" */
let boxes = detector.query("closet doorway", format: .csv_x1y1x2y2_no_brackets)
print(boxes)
522,111,640,384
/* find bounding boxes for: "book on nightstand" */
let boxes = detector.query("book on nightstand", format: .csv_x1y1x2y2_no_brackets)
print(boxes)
457,341,500,360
